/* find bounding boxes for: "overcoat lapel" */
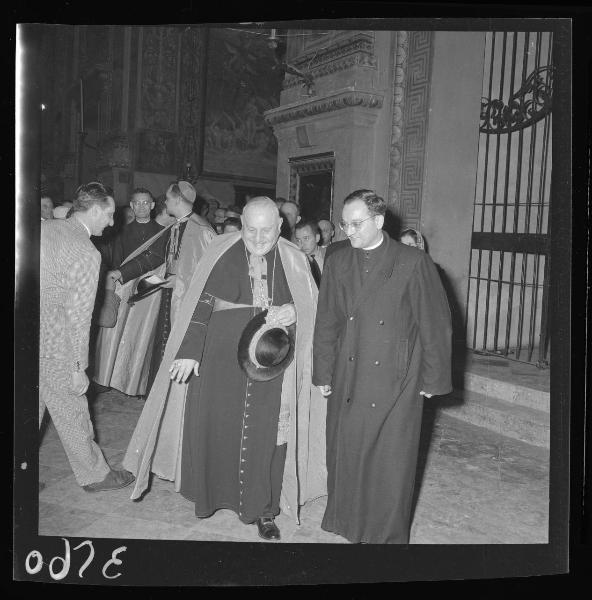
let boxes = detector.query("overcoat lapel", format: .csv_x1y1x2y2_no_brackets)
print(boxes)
349,234,399,315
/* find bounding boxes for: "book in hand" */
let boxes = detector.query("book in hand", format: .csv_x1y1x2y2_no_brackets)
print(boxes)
128,274,170,304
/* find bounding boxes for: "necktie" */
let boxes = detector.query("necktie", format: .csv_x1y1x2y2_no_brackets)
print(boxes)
308,254,321,288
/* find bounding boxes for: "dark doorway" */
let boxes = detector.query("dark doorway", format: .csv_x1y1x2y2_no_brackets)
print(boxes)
298,170,333,222
288,151,335,224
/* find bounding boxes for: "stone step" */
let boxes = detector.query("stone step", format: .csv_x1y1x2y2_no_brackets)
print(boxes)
438,389,550,449
463,371,550,413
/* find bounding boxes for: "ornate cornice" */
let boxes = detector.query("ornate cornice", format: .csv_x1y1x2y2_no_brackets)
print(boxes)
283,32,377,89
264,88,383,127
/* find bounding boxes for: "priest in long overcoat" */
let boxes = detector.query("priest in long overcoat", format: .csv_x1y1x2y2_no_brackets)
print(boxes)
313,189,452,544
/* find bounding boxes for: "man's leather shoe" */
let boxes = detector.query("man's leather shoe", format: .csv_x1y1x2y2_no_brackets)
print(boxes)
83,469,135,493
256,517,281,541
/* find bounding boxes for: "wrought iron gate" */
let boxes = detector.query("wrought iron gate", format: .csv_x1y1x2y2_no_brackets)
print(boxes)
466,31,553,368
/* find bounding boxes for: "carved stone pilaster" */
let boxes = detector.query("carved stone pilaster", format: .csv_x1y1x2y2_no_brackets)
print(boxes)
387,31,408,213
264,88,383,127
387,31,433,230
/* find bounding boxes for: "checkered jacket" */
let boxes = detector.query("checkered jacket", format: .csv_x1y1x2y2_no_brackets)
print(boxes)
40,217,100,372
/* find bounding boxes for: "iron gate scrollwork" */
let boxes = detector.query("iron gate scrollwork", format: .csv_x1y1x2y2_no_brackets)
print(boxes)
466,31,553,368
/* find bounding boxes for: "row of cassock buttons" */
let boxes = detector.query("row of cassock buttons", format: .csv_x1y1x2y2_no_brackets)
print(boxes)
239,380,253,516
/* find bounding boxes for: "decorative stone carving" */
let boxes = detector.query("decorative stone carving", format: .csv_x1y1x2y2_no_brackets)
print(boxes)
283,31,377,89
264,88,383,127
387,31,433,230
400,31,433,230
387,31,408,212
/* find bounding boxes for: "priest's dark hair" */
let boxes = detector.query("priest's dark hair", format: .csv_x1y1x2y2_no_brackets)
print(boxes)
130,187,155,202
294,219,320,237
343,189,386,216
72,181,113,213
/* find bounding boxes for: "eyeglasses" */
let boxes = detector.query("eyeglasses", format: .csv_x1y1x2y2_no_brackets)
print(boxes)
132,200,151,207
338,215,375,232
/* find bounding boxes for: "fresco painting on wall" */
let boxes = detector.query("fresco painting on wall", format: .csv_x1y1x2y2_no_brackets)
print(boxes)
201,28,283,183
136,130,177,174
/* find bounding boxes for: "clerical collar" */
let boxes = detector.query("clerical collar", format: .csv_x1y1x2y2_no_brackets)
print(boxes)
362,233,384,251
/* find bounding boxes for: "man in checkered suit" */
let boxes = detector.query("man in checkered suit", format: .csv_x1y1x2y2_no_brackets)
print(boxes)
40,182,134,492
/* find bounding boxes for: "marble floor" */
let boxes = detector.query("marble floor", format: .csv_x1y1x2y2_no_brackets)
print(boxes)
461,351,550,392
38,386,549,544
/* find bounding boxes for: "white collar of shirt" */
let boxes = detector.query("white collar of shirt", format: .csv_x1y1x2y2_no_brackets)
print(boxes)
78,219,92,237
362,233,384,251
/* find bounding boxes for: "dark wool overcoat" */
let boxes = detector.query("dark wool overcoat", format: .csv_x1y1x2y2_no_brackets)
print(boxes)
313,233,452,543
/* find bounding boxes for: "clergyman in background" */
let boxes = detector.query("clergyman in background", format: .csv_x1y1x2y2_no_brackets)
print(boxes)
294,219,325,289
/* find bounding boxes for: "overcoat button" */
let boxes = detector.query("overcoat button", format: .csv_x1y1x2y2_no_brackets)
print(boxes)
349,356,354,361
379,320,384,325
374,360,380,365
349,316,354,321
371,403,376,408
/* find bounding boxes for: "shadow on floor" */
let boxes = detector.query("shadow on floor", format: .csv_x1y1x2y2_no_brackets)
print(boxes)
409,392,463,528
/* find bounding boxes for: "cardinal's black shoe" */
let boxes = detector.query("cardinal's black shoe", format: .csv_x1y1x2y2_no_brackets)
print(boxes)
256,517,281,541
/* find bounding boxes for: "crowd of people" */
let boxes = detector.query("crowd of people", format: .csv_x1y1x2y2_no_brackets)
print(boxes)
39,181,452,544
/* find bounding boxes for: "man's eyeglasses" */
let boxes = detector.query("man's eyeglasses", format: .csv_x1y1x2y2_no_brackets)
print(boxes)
132,200,151,207
338,215,375,232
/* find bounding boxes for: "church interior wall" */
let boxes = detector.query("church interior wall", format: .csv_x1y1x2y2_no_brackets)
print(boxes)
38,25,490,346
421,31,486,346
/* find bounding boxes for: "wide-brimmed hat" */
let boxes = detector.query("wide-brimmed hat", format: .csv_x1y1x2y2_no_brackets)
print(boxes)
128,275,168,305
237,309,295,382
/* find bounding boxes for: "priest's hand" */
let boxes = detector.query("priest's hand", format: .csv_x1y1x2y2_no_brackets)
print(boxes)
105,273,116,291
107,269,122,284
70,371,90,396
273,303,297,327
318,385,332,397
169,359,200,383
161,275,176,289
